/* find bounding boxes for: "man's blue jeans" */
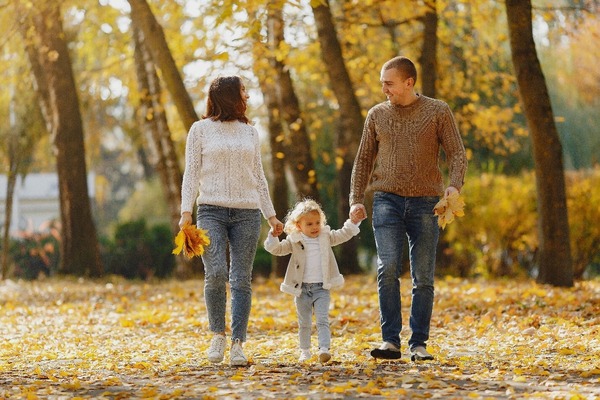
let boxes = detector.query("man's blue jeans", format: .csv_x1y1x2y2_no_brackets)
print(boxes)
372,192,440,350
198,204,261,343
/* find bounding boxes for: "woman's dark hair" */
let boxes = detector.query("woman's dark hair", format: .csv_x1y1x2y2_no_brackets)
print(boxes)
203,76,249,123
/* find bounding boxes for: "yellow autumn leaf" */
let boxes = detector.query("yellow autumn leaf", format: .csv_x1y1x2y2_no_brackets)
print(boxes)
172,223,211,258
132,361,152,370
230,373,244,381
119,317,135,327
559,348,576,355
581,369,600,377
103,376,122,386
434,191,466,229
172,230,185,255
330,386,347,393
61,378,81,390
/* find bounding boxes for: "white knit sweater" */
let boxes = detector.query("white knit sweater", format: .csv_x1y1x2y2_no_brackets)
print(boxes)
180,119,276,219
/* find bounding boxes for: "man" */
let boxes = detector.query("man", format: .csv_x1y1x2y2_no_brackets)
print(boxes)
349,56,467,361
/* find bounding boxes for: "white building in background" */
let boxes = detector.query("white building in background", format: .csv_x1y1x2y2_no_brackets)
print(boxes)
0,172,95,236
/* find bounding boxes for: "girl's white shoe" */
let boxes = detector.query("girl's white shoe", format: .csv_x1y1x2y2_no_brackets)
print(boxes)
318,348,331,363
298,349,311,362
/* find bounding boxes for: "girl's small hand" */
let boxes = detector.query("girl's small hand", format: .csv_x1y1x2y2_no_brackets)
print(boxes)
268,216,284,236
350,204,367,223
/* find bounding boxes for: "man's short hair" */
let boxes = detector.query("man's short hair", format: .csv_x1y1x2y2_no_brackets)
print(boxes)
382,56,417,83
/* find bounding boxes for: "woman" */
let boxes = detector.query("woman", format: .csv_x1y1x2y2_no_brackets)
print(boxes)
179,76,283,366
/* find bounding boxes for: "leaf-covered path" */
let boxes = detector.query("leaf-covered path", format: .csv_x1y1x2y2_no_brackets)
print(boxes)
0,275,598,399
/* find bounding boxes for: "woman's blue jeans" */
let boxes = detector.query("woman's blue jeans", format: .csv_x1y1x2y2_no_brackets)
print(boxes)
372,192,440,350
295,283,331,351
197,204,261,343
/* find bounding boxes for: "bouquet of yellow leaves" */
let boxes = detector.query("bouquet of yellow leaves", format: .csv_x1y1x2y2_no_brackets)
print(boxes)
172,223,211,258
433,191,465,229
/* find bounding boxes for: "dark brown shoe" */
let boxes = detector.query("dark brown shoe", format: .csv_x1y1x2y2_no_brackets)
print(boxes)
371,342,402,359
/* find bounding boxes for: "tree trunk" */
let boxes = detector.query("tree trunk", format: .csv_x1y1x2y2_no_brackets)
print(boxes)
127,0,198,130
1,161,17,279
263,84,291,278
268,4,320,202
311,0,362,273
419,0,449,268
377,5,400,56
136,145,155,180
2,91,20,279
265,5,294,277
23,2,103,277
132,22,183,237
505,0,573,287
249,5,290,278
132,20,201,277
419,0,438,98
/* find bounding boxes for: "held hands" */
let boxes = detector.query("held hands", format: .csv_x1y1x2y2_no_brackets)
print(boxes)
268,216,284,237
349,204,367,224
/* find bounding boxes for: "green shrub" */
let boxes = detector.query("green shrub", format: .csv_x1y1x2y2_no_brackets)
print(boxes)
253,246,273,278
9,222,61,280
147,224,177,278
101,219,175,280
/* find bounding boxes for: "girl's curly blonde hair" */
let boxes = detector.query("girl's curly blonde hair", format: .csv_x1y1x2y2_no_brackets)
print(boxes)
283,199,327,235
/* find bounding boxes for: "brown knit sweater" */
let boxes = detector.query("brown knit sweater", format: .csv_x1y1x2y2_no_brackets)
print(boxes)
350,95,467,204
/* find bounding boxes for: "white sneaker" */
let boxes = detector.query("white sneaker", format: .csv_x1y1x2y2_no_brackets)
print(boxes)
410,346,434,361
230,339,248,366
318,347,331,363
207,334,226,363
298,349,311,362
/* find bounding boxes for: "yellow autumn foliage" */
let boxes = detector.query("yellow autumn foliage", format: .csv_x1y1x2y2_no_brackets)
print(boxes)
172,224,210,258
441,168,600,278
433,192,466,229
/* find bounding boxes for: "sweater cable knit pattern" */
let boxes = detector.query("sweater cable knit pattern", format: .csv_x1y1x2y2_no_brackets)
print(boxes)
180,119,276,219
350,95,467,204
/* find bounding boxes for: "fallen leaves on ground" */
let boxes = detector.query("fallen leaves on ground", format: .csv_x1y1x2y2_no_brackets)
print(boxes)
0,275,598,399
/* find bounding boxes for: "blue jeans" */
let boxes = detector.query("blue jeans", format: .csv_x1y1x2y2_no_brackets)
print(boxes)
372,192,440,350
197,204,261,343
295,283,331,350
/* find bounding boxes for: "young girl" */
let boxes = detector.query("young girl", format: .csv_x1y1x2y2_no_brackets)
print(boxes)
264,199,364,363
